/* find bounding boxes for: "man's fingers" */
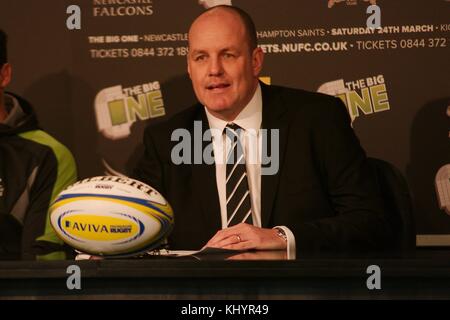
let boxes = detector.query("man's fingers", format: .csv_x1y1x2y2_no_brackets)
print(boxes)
206,233,228,247
208,234,241,248
205,223,259,249
222,241,253,250
206,223,249,247
213,224,245,239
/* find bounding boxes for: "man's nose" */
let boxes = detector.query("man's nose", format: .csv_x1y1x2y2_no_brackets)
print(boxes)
208,57,224,77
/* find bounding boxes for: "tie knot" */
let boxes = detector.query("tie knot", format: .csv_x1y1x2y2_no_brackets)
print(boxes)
226,123,241,132
224,123,243,141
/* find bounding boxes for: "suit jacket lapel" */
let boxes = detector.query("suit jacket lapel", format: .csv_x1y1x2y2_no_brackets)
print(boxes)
191,109,222,234
260,83,290,227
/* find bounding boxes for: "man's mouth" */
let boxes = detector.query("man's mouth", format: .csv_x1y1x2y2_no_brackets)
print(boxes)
206,83,230,90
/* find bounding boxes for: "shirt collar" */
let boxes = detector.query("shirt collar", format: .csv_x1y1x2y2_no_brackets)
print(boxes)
205,83,262,135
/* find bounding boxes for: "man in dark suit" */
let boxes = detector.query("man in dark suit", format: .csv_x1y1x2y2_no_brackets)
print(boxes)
134,5,394,255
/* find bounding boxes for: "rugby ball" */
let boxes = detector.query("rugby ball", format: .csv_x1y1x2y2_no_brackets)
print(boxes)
49,176,174,257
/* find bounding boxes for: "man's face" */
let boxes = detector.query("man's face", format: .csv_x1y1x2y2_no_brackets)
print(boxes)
187,9,263,121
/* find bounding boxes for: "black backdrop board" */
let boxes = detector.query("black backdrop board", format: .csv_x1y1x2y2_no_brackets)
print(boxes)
0,0,449,243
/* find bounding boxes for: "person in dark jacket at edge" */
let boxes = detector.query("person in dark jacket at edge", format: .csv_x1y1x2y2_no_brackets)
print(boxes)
0,29,77,260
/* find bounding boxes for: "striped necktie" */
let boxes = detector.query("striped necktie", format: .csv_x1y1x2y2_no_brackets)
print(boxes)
225,123,253,226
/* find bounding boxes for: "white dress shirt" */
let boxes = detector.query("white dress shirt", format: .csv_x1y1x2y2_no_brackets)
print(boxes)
204,84,296,258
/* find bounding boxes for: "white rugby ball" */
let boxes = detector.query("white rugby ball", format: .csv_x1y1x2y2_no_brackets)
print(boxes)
49,176,174,257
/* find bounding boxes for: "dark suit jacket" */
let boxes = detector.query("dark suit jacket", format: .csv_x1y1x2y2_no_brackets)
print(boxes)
133,83,394,253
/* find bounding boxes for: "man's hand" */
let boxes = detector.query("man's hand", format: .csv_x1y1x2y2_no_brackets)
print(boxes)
205,223,287,250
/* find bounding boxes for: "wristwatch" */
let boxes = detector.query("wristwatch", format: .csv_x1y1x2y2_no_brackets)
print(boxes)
274,227,288,242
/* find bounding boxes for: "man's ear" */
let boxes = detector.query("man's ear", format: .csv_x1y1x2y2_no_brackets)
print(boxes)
0,63,12,88
252,47,264,77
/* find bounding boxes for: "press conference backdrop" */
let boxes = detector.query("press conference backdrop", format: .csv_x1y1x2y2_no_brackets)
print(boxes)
0,0,449,245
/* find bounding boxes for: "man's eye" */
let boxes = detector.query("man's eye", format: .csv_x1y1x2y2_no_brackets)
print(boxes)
223,53,235,59
195,55,206,61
